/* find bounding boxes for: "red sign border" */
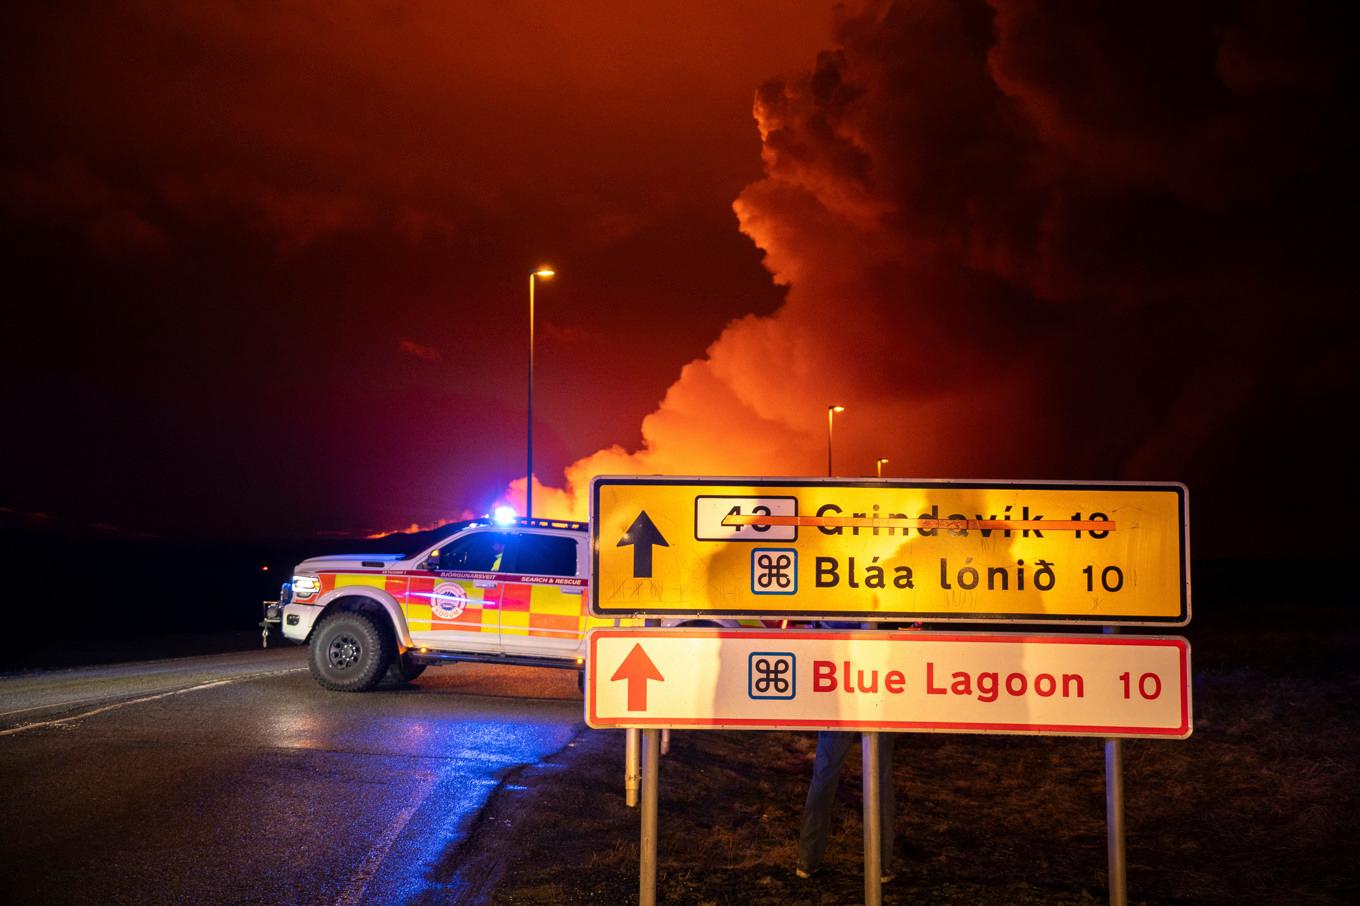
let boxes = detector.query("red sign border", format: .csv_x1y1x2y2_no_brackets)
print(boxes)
586,629,1191,739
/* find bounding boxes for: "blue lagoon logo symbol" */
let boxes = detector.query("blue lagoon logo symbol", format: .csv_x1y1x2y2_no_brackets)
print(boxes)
751,548,797,595
748,652,796,700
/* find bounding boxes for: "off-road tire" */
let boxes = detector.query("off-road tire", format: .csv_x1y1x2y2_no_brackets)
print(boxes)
385,653,427,685
309,612,393,692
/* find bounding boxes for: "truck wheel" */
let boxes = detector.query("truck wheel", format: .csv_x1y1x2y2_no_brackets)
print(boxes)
386,653,427,684
309,612,393,692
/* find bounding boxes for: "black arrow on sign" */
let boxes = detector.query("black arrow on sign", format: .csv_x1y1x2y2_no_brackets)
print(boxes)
617,511,669,578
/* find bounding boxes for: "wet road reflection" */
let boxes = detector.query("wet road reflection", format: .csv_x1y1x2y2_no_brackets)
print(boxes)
0,653,588,905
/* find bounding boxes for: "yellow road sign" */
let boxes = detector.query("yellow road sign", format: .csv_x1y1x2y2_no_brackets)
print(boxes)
591,477,1189,625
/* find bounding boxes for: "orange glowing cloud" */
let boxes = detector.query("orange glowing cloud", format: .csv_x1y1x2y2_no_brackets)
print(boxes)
517,0,1351,564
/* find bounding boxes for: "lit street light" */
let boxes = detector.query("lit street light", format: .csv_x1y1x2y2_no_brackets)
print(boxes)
876,457,889,479
826,405,845,477
527,266,555,518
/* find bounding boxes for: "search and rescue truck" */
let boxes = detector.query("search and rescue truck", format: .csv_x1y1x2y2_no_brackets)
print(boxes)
268,516,626,691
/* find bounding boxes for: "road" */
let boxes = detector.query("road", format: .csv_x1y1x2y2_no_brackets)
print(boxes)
0,648,589,904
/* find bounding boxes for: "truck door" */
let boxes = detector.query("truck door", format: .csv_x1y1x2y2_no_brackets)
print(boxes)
406,529,513,653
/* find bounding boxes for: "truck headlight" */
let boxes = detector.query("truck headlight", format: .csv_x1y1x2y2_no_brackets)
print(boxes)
292,575,321,598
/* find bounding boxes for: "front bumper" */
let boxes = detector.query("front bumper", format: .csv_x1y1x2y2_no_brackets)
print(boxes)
281,603,322,643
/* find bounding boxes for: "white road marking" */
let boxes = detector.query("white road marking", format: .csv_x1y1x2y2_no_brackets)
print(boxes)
0,698,123,719
334,773,440,906
0,668,308,736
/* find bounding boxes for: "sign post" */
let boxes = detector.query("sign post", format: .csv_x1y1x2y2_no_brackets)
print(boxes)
624,728,640,808
640,728,660,906
1105,625,1128,906
863,731,882,906
589,475,1192,904
1107,731,1127,906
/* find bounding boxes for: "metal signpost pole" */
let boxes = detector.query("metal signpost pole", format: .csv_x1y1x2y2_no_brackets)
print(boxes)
1105,625,1128,906
625,728,640,808
1106,736,1127,906
862,731,883,906
640,728,661,906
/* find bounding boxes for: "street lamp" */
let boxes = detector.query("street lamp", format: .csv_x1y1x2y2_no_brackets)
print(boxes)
826,405,845,477
527,266,555,518
876,457,889,479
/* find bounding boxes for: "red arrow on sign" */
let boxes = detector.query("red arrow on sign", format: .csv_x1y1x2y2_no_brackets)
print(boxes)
610,643,664,711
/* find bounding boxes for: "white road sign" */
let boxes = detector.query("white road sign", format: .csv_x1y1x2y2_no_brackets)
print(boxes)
586,628,1191,738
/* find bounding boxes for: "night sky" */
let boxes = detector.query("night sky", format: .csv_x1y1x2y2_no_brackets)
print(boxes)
3,1,1354,558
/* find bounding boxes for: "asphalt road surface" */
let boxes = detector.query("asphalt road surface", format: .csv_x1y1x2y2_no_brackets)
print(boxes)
0,648,589,904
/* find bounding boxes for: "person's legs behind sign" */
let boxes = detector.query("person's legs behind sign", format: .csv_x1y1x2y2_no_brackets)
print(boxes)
797,730,896,878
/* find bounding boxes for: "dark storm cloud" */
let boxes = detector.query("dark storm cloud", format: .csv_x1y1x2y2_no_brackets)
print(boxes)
5,156,168,255
535,0,1354,556
397,337,441,362
2,1,830,256
0,2,828,538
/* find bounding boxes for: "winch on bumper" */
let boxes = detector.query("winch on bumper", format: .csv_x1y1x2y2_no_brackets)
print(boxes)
279,602,321,642
260,580,320,647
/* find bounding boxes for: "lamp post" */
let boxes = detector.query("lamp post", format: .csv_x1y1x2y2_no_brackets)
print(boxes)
527,266,555,518
826,405,845,477
876,457,889,479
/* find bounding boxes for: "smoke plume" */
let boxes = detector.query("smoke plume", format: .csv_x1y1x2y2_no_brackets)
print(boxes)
520,0,1353,555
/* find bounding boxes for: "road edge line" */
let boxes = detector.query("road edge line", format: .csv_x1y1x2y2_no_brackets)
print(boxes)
334,773,440,906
